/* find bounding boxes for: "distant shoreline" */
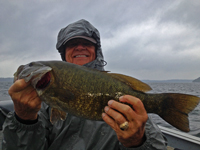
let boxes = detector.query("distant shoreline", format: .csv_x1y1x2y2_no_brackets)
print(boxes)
0,77,197,83
0,78,13,82
143,79,193,83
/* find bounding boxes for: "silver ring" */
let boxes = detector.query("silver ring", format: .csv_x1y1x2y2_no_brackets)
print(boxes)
119,121,129,130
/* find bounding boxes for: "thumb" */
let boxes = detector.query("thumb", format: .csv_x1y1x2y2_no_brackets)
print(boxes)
9,79,31,93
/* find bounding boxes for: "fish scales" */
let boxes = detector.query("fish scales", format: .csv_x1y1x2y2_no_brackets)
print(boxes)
14,61,200,132
45,61,132,120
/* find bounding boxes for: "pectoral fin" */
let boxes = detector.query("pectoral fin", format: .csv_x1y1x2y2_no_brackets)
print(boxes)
50,108,67,124
109,73,152,92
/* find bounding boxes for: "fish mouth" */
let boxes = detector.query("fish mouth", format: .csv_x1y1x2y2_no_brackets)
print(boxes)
36,72,51,89
14,62,52,96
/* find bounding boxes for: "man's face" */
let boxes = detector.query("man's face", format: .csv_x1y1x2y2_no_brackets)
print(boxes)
65,38,96,65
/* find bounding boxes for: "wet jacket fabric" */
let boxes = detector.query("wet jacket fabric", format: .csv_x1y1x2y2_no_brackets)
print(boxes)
2,19,167,150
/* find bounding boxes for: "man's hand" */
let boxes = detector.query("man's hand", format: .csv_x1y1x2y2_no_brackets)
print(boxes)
8,79,41,120
102,95,148,148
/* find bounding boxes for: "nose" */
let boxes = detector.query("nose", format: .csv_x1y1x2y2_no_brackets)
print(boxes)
75,43,85,51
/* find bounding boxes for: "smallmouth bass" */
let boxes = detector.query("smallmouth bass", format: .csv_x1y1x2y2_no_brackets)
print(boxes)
14,61,200,132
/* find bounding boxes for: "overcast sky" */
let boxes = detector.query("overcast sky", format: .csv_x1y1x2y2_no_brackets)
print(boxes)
0,0,200,80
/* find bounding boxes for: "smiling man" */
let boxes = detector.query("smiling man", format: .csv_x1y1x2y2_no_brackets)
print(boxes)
3,19,167,150
64,37,96,65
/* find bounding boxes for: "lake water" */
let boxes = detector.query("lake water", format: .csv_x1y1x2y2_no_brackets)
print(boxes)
0,81,12,101
0,81,200,137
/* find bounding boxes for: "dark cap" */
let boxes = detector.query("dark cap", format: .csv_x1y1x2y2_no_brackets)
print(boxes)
63,35,97,45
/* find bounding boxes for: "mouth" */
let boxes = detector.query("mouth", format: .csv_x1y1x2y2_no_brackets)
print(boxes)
73,55,88,58
36,72,51,89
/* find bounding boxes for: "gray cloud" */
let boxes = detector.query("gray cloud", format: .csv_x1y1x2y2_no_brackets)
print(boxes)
0,0,200,80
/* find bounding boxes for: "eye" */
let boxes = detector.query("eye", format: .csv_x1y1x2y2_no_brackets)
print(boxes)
66,42,78,48
83,42,94,47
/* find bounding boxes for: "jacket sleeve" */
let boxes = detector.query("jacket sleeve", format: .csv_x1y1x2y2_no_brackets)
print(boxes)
2,103,51,150
119,115,168,150
2,108,167,150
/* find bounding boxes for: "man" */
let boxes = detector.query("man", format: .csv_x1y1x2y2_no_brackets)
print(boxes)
3,19,167,149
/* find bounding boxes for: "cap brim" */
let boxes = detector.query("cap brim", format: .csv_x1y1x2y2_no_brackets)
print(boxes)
64,36,97,45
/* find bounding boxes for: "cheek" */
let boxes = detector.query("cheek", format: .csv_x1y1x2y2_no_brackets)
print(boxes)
92,52,96,60
90,47,96,60
65,50,72,62
65,52,68,60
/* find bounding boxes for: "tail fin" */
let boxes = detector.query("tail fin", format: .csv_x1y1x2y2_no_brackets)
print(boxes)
158,93,199,132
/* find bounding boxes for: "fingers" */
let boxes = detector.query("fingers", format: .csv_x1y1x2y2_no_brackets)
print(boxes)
9,80,35,103
20,84,37,100
8,79,41,120
102,95,148,147
103,95,147,123
102,113,120,131
103,106,127,129
8,79,30,94
119,95,146,115
102,101,131,134
14,92,41,120
106,99,135,122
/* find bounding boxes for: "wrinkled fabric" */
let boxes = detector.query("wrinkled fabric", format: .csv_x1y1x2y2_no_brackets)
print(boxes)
3,105,167,150
2,19,167,150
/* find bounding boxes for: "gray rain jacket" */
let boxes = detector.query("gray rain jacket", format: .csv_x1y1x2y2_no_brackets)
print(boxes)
2,19,167,150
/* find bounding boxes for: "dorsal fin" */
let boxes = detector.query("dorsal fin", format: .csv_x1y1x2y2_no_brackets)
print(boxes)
108,73,152,92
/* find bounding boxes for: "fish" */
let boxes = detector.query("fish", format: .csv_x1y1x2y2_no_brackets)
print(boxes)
14,61,200,132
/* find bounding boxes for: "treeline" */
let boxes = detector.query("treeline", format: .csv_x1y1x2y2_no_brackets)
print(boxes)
193,77,200,82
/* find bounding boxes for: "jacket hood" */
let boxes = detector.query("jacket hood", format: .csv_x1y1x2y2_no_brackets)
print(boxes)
56,19,106,71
